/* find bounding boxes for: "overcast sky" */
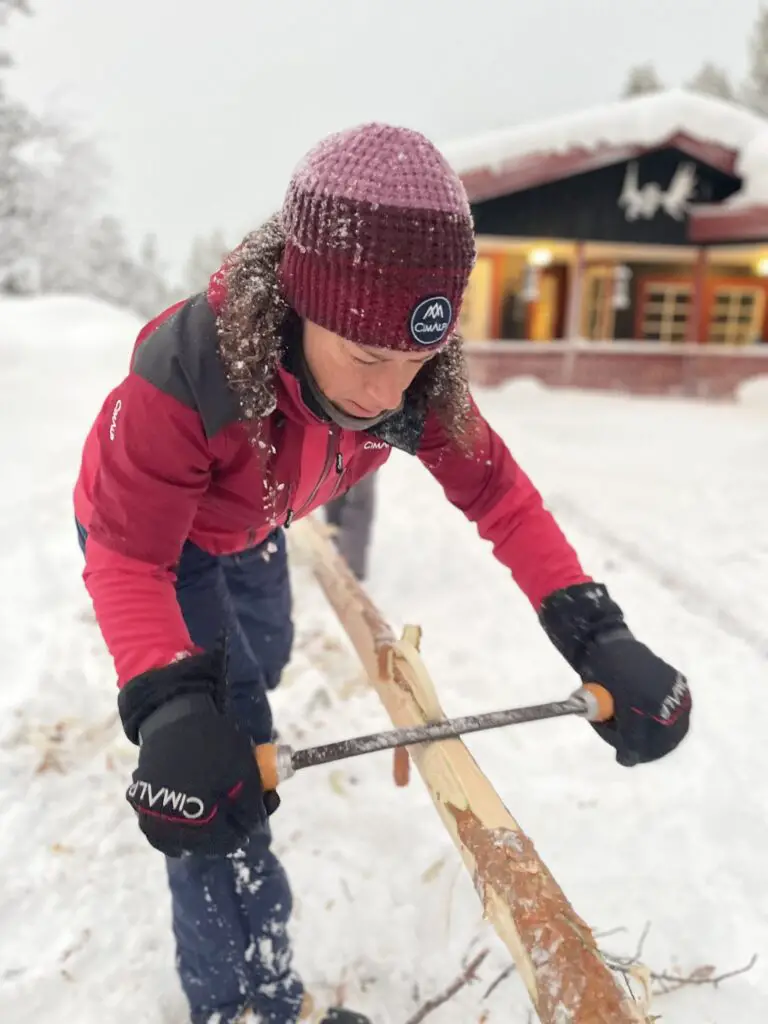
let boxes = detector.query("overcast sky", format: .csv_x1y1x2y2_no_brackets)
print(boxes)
6,0,763,278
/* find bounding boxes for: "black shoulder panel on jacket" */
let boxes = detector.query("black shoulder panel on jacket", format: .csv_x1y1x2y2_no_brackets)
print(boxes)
131,294,240,439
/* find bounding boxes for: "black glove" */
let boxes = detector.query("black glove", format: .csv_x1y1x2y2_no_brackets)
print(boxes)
540,583,691,767
118,647,276,857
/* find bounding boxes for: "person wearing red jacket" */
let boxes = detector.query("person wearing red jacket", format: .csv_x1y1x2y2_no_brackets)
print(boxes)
73,123,691,1024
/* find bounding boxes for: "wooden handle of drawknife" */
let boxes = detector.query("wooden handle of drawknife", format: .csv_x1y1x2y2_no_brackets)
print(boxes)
254,743,280,792
581,682,615,723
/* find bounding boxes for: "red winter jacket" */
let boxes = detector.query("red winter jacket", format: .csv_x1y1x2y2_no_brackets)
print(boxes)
74,287,590,687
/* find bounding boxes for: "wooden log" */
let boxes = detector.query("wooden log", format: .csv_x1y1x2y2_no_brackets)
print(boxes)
289,516,650,1023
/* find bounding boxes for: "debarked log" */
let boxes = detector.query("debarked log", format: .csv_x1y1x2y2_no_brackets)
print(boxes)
290,516,650,1024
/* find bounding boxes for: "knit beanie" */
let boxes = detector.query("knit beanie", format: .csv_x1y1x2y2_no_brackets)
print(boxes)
278,123,476,352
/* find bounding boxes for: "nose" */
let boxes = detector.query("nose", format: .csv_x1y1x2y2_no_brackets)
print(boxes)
362,365,408,412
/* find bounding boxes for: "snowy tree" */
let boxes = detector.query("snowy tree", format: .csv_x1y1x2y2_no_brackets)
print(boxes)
0,89,39,289
687,62,735,102
0,0,29,66
0,0,29,22
23,122,174,314
0,0,43,291
622,63,664,98
742,4,768,116
79,219,172,317
183,229,231,294
24,120,109,293
82,216,140,311
131,234,172,318
0,0,174,314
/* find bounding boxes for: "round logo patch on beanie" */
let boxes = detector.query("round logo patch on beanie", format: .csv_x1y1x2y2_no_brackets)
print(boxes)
409,296,453,346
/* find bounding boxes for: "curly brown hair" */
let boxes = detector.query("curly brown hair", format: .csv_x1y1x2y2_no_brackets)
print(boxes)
216,216,475,447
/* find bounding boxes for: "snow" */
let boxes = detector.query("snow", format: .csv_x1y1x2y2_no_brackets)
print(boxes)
0,293,142,353
737,371,768,408
443,87,768,209
1,297,767,1023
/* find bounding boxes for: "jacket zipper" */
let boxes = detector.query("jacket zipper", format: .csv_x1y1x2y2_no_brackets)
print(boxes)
285,428,340,528
326,451,345,502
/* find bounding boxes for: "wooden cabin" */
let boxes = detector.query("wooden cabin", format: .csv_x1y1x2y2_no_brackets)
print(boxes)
445,89,768,397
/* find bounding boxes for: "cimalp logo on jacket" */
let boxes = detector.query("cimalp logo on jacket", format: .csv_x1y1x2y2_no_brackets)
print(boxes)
109,399,122,441
409,295,452,345
363,440,389,451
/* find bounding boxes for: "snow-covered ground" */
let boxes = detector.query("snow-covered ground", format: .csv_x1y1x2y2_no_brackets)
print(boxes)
1,296,767,1023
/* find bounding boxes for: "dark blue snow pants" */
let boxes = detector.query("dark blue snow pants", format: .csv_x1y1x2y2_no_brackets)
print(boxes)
77,523,304,1023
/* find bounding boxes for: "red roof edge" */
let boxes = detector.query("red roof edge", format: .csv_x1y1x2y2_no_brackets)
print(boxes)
460,132,740,203
689,203,768,243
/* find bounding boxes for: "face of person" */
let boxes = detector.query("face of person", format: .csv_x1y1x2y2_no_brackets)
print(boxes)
302,320,437,419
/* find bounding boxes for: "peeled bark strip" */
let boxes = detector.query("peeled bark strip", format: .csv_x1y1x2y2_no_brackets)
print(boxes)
290,517,650,1024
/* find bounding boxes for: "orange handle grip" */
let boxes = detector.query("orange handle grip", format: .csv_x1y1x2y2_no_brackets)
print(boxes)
254,743,279,792
581,682,615,723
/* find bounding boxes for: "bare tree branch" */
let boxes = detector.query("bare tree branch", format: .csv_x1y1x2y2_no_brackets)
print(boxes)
483,962,516,1001
477,921,757,1016
604,950,759,996
403,949,489,1024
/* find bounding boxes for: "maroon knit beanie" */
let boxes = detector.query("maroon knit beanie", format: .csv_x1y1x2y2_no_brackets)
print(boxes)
278,123,476,352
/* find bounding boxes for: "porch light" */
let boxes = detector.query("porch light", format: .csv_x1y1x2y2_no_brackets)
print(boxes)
527,247,553,268
522,263,540,302
756,257,768,277
612,264,632,309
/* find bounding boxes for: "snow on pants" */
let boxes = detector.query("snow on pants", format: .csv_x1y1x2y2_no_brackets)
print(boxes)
76,522,304,1024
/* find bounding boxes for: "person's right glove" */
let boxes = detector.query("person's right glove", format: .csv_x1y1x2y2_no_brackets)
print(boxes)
118,646,276,857
540,582,691,767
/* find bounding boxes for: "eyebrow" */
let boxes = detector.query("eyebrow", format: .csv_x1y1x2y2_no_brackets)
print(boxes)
359,347,433,364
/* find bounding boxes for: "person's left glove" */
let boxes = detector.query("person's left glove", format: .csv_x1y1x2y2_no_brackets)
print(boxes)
118,646,276,857
540,582,691,767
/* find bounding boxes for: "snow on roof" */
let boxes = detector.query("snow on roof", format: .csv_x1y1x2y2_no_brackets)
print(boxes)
442,89,768,208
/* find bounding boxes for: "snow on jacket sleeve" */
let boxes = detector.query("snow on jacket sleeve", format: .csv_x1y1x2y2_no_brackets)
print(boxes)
417,397,591,609
84,373,212,685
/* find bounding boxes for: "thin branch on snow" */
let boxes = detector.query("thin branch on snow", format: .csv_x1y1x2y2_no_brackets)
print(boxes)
599,920,757,996
478,920,758,1016
655,956,759,993
460,933,485,968
403,921,757,1022
629,920,652,963
482,962,516,1001
604,949,759,996
403,949,489,1024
